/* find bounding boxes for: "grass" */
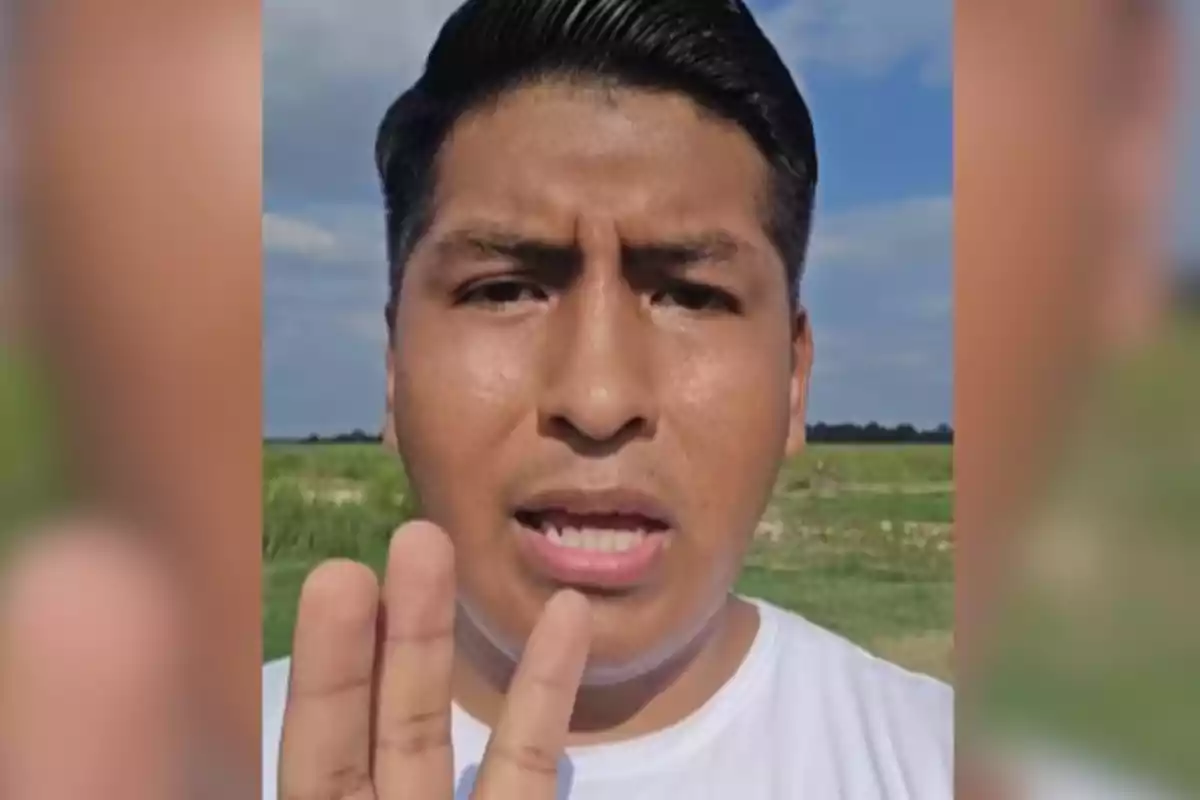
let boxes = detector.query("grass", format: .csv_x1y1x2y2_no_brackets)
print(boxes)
263,442,954,680
0,352,71,547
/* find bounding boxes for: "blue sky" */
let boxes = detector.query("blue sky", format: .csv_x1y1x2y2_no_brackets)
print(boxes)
263,0,954,437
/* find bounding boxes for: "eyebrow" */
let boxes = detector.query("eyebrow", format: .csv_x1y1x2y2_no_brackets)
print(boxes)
431,228,580,270
622,232,743,270
431,226,747,271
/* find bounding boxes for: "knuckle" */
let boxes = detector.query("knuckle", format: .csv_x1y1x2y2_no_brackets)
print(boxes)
383,619,455,649
488,740,560,777
328,765,376,800
528,670,576,695
287,670,374,703
279,772,375,800
375,707,453,757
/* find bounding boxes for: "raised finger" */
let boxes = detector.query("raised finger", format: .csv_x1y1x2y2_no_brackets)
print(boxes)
472,590,591,800
372,521,458,800
277,559,380,800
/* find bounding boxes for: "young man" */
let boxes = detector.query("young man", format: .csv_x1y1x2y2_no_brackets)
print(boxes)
263,1,953,797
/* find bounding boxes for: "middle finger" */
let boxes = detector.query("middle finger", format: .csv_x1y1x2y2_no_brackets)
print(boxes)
373,521,459,799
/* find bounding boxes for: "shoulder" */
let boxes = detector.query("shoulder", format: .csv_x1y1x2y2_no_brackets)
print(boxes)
757,597,952,711
750,599,954,790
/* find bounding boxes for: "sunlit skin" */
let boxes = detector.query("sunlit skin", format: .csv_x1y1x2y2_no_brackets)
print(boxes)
386,80,813,739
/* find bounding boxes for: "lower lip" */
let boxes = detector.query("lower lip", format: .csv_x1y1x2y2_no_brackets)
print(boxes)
513,522,668,590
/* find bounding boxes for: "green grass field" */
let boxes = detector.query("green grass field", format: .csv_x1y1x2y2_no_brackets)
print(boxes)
263,442,954,680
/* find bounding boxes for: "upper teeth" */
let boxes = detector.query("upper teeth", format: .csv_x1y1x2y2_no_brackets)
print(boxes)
544,526,646,552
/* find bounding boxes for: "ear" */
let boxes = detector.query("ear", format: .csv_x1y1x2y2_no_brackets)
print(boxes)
784,308,813,457
382,342,398,451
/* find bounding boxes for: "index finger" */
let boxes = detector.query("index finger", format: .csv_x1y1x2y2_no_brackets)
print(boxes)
471,590,591,800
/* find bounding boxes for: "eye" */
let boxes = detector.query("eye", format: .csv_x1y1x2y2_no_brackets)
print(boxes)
652,282,741,314
458,279,549,308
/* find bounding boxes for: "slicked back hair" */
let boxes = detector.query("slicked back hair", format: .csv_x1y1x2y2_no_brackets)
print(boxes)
376,0,818,328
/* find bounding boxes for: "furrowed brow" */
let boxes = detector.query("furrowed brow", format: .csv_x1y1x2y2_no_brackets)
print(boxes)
431,227,581,271
622,232,745,271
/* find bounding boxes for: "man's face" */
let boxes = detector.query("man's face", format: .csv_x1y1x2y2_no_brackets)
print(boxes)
388,81,811,679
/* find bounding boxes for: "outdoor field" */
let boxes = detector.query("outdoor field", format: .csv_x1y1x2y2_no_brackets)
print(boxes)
264,442,954,680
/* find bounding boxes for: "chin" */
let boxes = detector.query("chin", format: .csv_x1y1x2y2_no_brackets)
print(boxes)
581,602,724,688
578,655,670,687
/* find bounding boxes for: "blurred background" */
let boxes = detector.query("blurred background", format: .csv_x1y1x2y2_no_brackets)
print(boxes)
956,0,1200,796
1,0,1198,797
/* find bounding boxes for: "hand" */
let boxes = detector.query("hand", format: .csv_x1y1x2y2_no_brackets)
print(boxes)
278,520,592,800
0,522,189,800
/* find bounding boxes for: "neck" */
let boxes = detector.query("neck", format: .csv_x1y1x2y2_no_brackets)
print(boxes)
451,595,760,745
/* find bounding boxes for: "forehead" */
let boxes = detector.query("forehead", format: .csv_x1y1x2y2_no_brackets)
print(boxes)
428,80,773,241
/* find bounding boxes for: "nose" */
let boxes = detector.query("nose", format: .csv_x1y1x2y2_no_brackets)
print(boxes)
538,272,658,449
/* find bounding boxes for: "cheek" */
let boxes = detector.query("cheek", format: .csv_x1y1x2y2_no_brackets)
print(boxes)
663,341,792,513
392,319,538,494
668,325,793,440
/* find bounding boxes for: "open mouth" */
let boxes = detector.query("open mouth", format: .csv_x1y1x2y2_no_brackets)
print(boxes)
510,488,674,588
513,508,670,552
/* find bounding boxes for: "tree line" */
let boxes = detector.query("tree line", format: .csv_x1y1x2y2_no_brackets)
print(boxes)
271,422,953,446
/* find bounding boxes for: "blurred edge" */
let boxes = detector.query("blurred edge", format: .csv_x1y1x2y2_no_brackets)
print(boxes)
957,0,1199,798
2,0,262,797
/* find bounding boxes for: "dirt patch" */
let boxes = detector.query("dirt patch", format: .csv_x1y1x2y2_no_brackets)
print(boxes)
271,477,367,506
754,516,786,543
301,485,365,505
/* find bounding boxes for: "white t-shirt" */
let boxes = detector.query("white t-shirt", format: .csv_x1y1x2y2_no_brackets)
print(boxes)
262,597,953,799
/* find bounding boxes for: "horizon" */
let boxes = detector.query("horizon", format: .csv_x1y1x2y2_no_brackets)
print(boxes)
264,420,956,443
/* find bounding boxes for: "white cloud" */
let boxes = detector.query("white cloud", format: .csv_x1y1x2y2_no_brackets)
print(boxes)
263,206,385,269
264,0,457,96
263,213,339,259
759,0,951,84
263,0,466,203
808,195,951,272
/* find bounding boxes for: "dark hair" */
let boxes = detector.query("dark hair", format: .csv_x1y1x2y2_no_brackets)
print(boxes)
376,0,818,327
